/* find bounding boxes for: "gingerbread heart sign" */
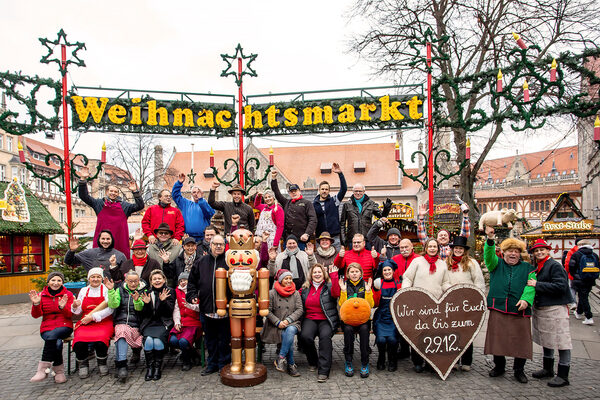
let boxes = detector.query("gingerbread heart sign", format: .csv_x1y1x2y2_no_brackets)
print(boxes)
391,284,487,380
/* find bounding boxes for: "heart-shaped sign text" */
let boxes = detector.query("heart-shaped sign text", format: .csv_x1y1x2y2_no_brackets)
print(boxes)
391,284,487,380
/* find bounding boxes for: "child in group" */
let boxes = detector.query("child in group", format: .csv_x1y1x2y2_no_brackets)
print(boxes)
337,262,374,378
169,272,202,371
373,259,403,372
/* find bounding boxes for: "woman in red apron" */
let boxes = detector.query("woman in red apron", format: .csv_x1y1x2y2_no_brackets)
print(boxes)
71,267,114,379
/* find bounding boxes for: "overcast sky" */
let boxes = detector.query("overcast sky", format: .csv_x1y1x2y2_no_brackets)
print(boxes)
0,0,577,168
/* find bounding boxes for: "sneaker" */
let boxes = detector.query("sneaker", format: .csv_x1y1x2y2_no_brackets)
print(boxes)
583,318,594,325
287,363,301,377
360,364,369,378
574,311,583,319
274,357,287,372
344,362,354,377
317,374,328,383
461,365,471,372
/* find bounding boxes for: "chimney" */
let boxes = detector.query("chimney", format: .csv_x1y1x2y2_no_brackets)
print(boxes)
154,145,164,192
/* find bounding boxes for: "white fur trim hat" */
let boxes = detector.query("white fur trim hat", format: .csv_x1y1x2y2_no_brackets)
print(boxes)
87,267,104,280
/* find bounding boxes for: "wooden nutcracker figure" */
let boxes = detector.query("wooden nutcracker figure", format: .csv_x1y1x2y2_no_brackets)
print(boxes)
215,229,269,386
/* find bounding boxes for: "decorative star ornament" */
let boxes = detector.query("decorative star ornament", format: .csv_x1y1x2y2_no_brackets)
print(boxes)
39,29,86,76
187,169,197,185
220,43,258,87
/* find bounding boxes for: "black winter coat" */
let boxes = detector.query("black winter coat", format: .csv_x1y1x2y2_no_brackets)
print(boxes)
533,257,573,307
300,282,339,331
340,194,383,247
109,257,162,286
186,252,228,315
139,284,175,333
271,179,318,240
366,220,401,259
163,252,196,288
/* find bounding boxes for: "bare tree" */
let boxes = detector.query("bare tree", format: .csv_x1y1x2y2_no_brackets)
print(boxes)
108,133,177,201
349,0,600,227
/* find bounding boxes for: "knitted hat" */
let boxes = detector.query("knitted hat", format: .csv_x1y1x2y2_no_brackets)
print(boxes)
276,269,293,283
386,228,401,240
286,234,299,244
131,239,147,250
375,259,398,279
87,267,104,280
500,238,526,252
47,271,65,283
178,272,190,282
529,238,551,251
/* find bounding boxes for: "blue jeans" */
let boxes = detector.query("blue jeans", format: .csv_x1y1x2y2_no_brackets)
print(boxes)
115,338,129,361
279,325,298,365
144,337,165,351
169,335,190,350
40,326,72,366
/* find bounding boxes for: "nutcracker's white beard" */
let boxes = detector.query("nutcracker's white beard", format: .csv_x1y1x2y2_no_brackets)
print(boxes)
230,269,253,292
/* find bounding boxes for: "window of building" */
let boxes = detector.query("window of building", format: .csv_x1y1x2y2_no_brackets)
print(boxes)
6,138,12,152
11,166,17,181
530,201,534,212
0,135,3,150
59,207,65,223
36,178,43,191
19,169,26,184
0,165,5,181
512,202,517,210
570,169,575,175
536,173,541,178
535,201,539,211
545,200,550,210
0,235,45,274
43,181,49,192
481,204,487,213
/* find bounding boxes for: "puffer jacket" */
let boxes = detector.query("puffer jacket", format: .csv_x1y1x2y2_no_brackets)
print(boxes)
340,194,383,247
140,284,175,333
31,286,74,334
108,281,147,328
300,281,339,331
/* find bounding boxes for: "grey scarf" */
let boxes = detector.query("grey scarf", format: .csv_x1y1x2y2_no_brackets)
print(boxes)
317,246,336,258
283,247,300,279
184,253,195,272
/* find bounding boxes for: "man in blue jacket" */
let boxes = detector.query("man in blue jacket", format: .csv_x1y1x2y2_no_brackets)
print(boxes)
172,173,215,242
313,162,347,250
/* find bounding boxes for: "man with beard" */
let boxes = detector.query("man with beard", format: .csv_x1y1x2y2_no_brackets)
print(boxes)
208,183,255,234
78,167,144,258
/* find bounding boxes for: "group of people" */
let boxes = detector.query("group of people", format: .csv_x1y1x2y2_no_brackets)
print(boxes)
27,164,599,388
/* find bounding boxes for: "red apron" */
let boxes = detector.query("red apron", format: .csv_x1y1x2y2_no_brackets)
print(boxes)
94,201,130,259
73,286,114,347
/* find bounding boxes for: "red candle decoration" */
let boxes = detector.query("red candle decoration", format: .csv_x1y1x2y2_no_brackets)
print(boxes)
18,141,25,163
269,146,274,166
550,59,557,82
209,147,215,168
466,138,471,160
513,32,527,49
101,142,106,163
497,69,503,93
523,79,530,102
395,141,400,161
594,116,600,141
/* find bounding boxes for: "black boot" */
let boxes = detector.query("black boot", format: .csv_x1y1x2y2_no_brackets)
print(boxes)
548,364,570,387
376,344,386,370
532,357,554,379
153,350,164,380
514,357,528,383
489,355,505,377
115,360,128,383
181,349,192,371
130,348,141,365
387,343,398,372
144,351,154,381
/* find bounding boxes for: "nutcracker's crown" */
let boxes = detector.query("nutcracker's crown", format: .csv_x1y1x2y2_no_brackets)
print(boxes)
228,228,254,250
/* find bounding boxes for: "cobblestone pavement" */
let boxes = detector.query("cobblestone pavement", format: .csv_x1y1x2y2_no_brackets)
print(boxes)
1,338,599,400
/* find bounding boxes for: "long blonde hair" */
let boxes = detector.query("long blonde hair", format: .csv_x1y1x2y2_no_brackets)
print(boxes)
446,249,473,272
302,263,330,289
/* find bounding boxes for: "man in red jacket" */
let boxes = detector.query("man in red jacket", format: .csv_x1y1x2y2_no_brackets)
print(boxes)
142,189,185,244
391,239,421,281
334,234,379,282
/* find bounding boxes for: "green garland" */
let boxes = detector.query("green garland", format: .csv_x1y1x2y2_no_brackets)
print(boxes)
0,71,61,135
69,94,237,137
430,46,600,132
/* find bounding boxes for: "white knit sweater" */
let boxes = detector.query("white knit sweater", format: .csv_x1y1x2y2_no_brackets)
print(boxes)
402,257,450,299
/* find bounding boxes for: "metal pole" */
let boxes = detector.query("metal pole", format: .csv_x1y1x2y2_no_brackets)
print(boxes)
238,57,244,189
427,42,434,237
61,44,73,238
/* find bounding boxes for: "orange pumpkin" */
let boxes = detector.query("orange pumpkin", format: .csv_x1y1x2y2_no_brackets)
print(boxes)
340,296,371,326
